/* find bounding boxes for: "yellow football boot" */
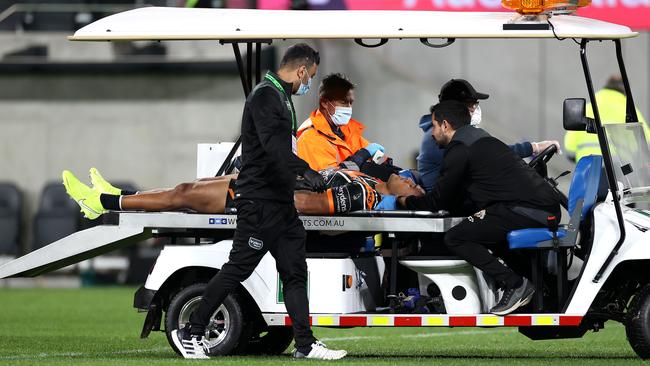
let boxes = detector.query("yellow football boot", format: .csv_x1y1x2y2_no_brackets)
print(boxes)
89,167,121,195
62,170,106,220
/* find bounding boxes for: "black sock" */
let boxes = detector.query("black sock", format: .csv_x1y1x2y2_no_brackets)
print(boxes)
100,194,121,210
121,190,137,196
297,344,313,355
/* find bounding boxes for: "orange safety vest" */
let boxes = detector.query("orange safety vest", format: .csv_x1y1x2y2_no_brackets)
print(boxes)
296,109,369,171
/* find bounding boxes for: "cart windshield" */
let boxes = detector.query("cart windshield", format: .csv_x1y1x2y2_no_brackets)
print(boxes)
604,123,650,204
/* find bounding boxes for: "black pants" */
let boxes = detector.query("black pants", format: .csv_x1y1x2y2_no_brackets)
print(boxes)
189,199,316,349
444,204,545,289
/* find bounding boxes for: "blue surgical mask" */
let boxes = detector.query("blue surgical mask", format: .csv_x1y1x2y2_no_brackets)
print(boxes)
295,71,312,96
331,105,353,126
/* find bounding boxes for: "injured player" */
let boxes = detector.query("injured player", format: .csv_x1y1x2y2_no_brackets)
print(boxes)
62,167,424,219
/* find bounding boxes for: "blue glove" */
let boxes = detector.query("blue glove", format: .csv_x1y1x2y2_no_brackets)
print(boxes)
375,195,397,211
364,143,385,157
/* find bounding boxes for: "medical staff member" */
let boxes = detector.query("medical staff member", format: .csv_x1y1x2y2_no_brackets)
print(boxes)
173,44,346,361
296,73,385,172
564,74,649,163
417,79,560,192
399,100,561,316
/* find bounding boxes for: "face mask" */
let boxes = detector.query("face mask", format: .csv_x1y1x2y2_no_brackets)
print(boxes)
470,105,482,127
329,104,353,126
295,70,312,96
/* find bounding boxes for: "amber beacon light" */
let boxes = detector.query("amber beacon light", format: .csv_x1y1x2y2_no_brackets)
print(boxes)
501,0,591,15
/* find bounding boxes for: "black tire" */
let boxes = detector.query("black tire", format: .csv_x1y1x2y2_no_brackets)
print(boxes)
245,327,294,355
626,284,650,359
164,283,251,356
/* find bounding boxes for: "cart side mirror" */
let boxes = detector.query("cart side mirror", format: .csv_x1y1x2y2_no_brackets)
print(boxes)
563,98,596,133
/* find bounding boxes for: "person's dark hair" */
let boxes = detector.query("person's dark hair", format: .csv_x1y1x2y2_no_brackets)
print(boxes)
319,73,354,101
430,100,471,129
604,74,626,95
279,43,320,70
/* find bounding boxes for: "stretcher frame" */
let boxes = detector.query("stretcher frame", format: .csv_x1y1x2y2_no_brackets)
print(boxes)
0,211,462,278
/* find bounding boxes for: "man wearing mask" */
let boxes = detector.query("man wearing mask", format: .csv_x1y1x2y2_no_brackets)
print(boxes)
417,79,561,192
172,44,347,360
399,100,561,316
296,73,386,173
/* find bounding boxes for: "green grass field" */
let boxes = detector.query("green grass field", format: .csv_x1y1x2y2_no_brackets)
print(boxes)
0,287,645,365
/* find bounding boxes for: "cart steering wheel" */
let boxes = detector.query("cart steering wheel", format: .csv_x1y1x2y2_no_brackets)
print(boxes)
528,143,569,210
528,144,558,174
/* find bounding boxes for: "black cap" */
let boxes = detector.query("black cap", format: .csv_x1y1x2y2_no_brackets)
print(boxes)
438,79,489,102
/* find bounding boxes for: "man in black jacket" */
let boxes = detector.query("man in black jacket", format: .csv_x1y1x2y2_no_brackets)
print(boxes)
398,100,561,316
172,44,346,360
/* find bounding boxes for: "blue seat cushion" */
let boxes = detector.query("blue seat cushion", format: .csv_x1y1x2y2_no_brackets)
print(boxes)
508,228,567,249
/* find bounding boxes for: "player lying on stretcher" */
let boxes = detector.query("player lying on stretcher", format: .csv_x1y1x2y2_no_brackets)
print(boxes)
62,167,425,220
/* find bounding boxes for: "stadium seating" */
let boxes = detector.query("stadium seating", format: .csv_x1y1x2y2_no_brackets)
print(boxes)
0,183,22,256
32,182,81,251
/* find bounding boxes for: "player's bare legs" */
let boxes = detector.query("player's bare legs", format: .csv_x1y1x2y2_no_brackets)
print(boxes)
121,178,233,213
63,169,237,218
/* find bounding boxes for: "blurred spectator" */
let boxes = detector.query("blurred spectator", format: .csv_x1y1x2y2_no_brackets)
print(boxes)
564,74,649,163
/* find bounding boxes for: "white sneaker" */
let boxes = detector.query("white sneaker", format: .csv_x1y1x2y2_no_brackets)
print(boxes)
293,341,347,360
171,328,210,359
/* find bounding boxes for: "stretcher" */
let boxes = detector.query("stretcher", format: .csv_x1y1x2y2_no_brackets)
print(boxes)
0,211,462,279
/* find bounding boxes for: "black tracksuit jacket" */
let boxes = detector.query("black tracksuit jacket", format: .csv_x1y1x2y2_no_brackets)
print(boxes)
404,126,560,215
235,72,309,203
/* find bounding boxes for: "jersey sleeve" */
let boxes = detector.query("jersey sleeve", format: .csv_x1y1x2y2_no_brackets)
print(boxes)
509,141,533,158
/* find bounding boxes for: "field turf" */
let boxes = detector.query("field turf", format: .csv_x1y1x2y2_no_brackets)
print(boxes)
0,287,645,365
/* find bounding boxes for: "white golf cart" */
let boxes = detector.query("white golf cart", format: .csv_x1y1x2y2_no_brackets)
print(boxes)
2,5,650,359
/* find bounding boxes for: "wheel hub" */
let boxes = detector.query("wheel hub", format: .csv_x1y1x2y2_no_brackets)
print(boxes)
178,296,230,350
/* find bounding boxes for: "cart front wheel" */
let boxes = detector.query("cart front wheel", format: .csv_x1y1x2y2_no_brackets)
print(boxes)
626,284,650,359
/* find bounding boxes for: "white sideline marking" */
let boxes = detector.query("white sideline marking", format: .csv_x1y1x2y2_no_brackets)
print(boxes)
0,347,169,360
320,329,516,342
1,330,517,359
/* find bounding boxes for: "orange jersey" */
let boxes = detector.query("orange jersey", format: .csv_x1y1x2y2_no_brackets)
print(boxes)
296,109,369,171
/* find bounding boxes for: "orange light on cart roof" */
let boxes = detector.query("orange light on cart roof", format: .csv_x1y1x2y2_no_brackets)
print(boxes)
502,0,590,15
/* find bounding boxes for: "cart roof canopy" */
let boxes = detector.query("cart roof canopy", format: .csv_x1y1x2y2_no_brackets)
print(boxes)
69,7,637,41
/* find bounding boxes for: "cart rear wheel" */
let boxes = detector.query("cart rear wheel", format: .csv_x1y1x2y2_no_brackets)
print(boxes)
165,283,251,356
626,284,650,359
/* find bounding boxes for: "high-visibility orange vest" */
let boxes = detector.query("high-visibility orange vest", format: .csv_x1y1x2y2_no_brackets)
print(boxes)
296,109,369,171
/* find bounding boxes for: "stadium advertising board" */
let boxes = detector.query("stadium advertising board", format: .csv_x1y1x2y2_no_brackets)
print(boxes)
258,0,650,30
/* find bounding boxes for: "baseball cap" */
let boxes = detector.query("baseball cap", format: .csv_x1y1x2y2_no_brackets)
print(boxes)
438,79,489,102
